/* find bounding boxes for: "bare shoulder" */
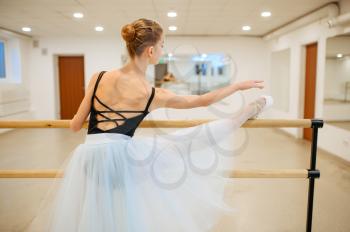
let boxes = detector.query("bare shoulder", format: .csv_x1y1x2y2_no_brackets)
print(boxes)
154,87,173,96
109,69,122,77
87,71,102,90
152,87,177,109
87,70,120,93
153,87,175,101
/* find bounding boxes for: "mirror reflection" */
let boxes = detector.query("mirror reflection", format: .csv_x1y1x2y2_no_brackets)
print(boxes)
324,33,350,131
155,53,233,94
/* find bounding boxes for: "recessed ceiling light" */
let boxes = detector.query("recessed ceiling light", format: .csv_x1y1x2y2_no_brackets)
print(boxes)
73,12,84,18
336,53,343,58
261,11,271,17
168,26,177,31
95,26,104,32
22,27,31,32
167,11,177,17
242,25,251,31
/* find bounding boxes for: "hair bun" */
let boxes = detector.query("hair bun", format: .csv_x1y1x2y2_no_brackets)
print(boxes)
121,24,136,42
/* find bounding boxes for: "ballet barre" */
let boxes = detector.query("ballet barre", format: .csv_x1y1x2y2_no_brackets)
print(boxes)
0,118,314,128
0,118,323,232
0,168,318,179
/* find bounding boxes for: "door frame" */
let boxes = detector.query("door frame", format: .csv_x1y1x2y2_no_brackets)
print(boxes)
298,45,307,139
299,42,319,140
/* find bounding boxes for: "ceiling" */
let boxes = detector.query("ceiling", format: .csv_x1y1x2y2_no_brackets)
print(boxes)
326,33,350,58
0,0,339,38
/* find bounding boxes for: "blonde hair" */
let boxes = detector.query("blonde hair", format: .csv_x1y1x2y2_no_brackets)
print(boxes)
121,18,163,59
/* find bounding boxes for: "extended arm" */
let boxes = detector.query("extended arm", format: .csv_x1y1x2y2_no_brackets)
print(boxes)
153,80,264,110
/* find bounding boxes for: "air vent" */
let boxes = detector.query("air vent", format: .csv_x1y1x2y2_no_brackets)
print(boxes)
33,40,39,48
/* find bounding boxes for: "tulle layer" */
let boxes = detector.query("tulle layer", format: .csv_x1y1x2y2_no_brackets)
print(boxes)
24,116,244,232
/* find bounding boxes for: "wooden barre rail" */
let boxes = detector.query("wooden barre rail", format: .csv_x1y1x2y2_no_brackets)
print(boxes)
0,169,312,179
0,119,314,128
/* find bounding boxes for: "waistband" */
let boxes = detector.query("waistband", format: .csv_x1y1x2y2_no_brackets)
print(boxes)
84,133,132,144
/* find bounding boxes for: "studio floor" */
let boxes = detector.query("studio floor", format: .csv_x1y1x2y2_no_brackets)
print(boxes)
0,127,349,232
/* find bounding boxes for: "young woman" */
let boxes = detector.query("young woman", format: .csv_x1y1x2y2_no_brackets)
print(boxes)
25,18,273,232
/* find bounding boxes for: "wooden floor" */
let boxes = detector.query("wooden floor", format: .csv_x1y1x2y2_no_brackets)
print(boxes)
0,127,349,232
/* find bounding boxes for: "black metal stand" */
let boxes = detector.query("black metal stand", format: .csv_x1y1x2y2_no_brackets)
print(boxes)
306,119,323,232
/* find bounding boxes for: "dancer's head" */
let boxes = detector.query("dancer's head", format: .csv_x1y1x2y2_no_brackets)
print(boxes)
121,18,164,64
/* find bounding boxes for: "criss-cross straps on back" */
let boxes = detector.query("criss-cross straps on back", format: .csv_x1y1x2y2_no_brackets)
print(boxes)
90,71,155,128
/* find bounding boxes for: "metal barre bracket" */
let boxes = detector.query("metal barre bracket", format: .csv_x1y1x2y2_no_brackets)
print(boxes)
307,169,320,179
311,119,324,128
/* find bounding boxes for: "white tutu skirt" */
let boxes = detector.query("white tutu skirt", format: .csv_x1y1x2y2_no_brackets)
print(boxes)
23,106,262,232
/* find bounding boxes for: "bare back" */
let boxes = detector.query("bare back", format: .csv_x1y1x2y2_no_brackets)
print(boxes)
91,70,154,131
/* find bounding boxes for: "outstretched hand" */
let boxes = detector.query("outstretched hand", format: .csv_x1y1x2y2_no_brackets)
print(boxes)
237,80,264,90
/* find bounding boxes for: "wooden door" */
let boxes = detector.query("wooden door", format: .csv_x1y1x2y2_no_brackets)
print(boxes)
303,43,317,141
58,56,85,119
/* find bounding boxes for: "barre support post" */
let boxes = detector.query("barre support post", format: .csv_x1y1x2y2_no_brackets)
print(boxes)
306,119,323,232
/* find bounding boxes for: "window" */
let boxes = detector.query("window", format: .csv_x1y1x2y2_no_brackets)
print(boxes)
0,40,5,78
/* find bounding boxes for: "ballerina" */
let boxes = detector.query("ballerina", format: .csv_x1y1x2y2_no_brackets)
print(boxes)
24,18,273,232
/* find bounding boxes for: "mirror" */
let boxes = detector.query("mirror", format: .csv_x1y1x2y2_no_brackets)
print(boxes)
154,53,234,95
270,48,291,112
324,33,350,131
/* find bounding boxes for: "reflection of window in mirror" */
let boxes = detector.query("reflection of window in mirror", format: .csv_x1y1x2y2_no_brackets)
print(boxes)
201,63,207,76
324,33,350,131
270,48,290,112
155,53,234,95
218,66,224,75
0,39,6,79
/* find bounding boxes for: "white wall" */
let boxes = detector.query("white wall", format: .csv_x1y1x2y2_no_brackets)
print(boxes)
29,36,127,119
28,35,270,121
265,3,350,161
270,48,291,112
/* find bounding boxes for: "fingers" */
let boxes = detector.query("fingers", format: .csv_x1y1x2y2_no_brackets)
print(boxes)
240,80,265,90
255,82,264,89
254,80,264,88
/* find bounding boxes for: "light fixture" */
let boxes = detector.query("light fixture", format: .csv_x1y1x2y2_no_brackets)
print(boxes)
167,11,177,18
168,53,173,57
95,26,104,32
337,53,343,58
242,25,251,31
168,26,177,31
201,53,207,58
261,11,271,17
73,12,84,18
22,27,31,32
